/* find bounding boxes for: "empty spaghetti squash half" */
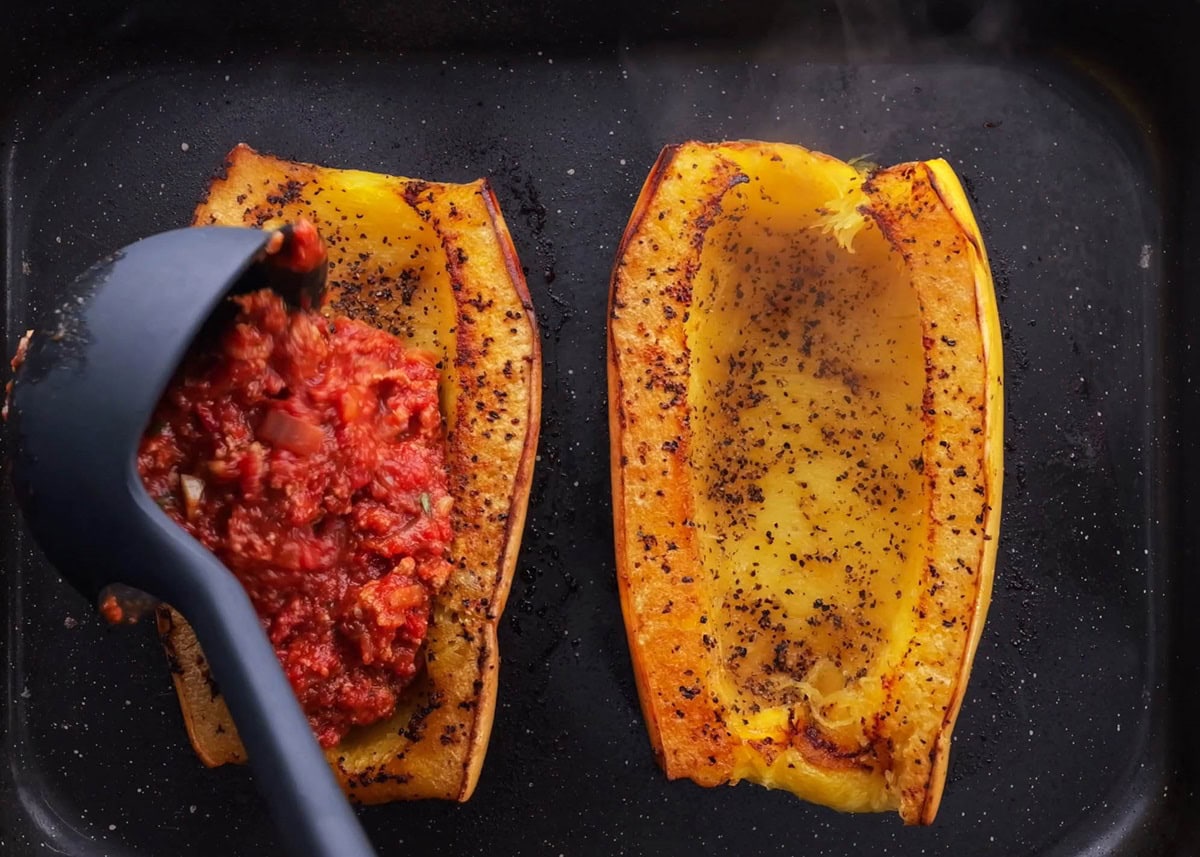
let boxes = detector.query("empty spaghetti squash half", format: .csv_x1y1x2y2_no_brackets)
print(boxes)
607,141,1001,824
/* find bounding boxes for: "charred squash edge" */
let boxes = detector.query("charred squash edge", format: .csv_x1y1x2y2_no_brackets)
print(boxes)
452,179,543,798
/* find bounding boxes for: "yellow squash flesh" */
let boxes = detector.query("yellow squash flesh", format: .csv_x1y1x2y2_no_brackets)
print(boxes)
607,141,1001,824
160,144,541,803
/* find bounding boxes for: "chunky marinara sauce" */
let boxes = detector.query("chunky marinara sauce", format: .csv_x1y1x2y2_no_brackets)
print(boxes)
138,289,453,747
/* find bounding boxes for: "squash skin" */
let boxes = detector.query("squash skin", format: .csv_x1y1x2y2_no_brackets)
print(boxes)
607,141,1001,824
160,144,541,803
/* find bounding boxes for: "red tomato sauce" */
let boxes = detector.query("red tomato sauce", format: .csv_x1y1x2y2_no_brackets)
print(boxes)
138,290,453,747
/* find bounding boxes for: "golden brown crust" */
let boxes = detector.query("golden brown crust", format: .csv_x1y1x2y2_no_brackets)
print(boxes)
162,144,540,803
862,160,1001,822
608,144,750,782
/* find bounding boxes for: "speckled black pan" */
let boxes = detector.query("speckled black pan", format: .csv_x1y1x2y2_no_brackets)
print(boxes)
1,1,1197,855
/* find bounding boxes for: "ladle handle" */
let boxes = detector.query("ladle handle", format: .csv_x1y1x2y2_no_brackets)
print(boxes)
136,493,378,857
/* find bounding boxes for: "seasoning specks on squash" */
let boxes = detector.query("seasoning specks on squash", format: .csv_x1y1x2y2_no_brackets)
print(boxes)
608,141,1002,825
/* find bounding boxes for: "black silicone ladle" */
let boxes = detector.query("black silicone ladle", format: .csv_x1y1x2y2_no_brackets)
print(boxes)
7,226,378,857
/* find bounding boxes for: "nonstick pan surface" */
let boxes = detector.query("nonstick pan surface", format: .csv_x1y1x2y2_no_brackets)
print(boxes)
2,1,1197,855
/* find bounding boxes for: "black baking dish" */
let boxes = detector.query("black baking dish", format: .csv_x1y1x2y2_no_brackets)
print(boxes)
2,1,1198,854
